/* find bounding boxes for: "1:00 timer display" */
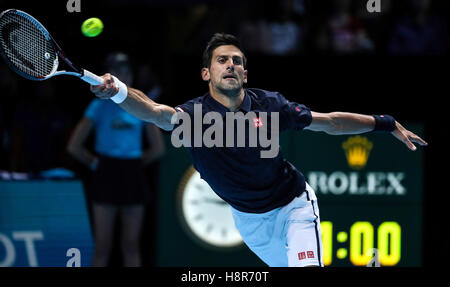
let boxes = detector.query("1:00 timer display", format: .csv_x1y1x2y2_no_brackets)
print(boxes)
321,221,401,266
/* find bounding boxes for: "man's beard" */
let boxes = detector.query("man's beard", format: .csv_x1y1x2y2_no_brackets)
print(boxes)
215,80,242,97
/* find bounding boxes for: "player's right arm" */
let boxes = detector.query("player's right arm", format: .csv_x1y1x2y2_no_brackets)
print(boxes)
90,73,176,131
120,87,176,131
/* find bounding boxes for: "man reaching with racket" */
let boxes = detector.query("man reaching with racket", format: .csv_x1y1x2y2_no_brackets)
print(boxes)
91,33,427,267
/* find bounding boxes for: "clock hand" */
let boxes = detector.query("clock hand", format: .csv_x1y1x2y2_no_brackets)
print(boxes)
202,197,228,206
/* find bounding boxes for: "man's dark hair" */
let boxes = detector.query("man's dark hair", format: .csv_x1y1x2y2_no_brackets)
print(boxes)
202,33,247,68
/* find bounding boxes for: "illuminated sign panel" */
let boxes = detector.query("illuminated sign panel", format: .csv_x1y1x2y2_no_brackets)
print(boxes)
292,125,423,266
0,181,94,267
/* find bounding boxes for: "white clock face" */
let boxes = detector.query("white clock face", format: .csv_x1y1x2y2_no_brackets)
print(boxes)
178,167,243,249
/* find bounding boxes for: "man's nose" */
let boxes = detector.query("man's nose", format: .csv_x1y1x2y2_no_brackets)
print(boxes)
226,60,235,72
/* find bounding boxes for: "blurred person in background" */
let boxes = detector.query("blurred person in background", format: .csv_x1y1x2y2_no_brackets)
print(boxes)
356,0,393,54
388,0,448,55
67,52,165,267
316,0,375,54
237,3,268,54
239,0,306,55
261,0,306,55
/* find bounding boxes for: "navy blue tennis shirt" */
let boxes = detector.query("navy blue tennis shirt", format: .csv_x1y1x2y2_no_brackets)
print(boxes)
173,88,312,213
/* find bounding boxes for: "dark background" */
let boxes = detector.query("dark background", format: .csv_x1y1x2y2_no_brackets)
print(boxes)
0,0,448,267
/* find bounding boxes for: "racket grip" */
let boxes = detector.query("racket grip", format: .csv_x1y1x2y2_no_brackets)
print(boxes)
81,69,104,85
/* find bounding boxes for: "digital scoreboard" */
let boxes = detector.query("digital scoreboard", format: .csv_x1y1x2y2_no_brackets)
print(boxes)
295,125,423,266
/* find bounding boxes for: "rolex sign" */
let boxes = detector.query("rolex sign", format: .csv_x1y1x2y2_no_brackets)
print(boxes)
291,129,423,202
308,135,405,196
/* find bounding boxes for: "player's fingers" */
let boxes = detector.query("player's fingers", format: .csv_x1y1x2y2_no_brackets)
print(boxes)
90,74,118,99
393,130,416,151
90,76,110,92
409,134,428,146
401,134,416,151
103,73,112,81
90,84,104,93
102,87,114,96
405,138,417,151
103,86,118,98
98,73,112,87
108,87,118,97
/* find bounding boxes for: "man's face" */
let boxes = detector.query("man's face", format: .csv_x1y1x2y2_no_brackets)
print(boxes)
202,45,247,97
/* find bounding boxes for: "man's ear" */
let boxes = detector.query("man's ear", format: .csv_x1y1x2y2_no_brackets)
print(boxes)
243,70,248,84
201,67,210,82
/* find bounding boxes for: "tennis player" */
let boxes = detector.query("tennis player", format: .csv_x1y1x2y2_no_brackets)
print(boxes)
90,33,427,267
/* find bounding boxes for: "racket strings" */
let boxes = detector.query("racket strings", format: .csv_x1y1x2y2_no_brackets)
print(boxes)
0,11,56,79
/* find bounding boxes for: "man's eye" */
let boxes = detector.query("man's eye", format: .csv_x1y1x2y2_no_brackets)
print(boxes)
233,57,242,65
218,58,226,63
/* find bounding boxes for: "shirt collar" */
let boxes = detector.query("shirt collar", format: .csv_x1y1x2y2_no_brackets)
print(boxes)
205,89,252,117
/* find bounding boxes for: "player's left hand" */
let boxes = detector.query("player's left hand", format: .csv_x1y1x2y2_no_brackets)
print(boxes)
391,121,428,151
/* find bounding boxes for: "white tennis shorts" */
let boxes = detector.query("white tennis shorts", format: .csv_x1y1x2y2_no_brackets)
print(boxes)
231,182,323,267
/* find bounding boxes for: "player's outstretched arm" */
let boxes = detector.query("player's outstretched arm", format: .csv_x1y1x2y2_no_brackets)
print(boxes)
90,73,176,131
305,111,428,151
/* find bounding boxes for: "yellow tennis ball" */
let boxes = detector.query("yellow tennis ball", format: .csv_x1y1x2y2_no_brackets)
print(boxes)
81,17,103,37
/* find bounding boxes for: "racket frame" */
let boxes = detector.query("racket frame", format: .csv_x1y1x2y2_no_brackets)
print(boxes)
0,9,104,85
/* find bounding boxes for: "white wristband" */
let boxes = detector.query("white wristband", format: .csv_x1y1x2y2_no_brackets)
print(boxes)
110,76,128,104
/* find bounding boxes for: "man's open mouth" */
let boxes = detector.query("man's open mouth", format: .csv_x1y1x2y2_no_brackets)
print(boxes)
223,74,237,80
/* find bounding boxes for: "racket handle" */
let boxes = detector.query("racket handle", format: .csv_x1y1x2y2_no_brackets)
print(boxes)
80,69,104,85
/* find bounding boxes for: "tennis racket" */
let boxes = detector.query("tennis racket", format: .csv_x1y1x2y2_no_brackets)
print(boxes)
0,9,104,85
